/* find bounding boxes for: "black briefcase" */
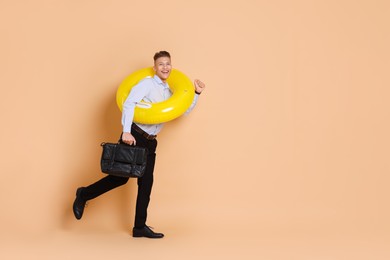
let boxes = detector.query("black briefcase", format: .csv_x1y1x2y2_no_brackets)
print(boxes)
100,142,148,178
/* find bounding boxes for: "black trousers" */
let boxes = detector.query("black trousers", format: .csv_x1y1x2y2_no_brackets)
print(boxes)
80,129,157,228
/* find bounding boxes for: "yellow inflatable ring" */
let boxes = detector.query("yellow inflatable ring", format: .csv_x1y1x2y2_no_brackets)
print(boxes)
116,67,195,124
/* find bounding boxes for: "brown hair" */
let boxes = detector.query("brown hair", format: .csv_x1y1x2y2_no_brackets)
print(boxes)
153,51,171,61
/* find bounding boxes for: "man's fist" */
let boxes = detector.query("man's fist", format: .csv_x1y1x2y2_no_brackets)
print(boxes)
122,132,136,145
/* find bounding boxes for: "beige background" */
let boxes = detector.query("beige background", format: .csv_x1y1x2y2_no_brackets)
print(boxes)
1,0,389,259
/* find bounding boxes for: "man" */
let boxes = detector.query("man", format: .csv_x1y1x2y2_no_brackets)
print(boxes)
73,51,205,239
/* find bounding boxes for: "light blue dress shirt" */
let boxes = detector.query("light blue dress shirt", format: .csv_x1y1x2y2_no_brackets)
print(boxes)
122,75,199,135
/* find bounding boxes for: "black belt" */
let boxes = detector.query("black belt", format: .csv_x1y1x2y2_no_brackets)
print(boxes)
131,124,157,140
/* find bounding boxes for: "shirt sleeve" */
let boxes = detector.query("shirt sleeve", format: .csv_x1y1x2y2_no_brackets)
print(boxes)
121,79,151,132
184,93,199,115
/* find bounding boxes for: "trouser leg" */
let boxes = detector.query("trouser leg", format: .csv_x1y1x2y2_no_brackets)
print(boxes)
81,175,129,201
134,151,156,228
130,128,158,228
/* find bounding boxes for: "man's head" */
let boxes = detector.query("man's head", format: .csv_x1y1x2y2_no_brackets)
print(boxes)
153,51,172,82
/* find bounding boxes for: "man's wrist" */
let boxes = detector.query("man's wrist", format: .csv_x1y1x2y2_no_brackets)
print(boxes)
195,90,201,95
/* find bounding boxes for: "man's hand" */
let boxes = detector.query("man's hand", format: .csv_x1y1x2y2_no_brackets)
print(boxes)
122,132,136,145
194,79,206,94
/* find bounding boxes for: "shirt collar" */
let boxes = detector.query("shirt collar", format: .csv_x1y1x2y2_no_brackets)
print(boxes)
153,75,169,89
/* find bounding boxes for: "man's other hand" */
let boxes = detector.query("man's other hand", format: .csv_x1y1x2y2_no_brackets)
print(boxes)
194,79,206,94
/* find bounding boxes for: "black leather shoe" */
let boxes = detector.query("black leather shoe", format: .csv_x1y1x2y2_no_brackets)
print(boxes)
73,187,87,220
133,226,164,238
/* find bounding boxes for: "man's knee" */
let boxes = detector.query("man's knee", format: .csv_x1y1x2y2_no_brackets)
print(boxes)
137,176,153,187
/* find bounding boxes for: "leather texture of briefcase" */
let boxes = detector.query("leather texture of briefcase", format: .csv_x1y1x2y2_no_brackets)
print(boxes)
100,142,148,178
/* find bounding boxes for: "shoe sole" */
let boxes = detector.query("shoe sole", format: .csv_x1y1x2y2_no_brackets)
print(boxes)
132,231,164,238
132,234,164,238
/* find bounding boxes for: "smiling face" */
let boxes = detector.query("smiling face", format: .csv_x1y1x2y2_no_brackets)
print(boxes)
153,56,172,83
